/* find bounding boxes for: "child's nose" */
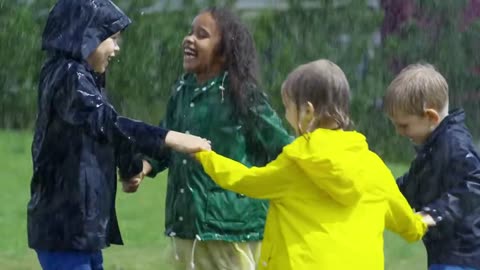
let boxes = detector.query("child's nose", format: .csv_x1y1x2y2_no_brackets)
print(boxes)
113,44,120,55
184,35,195,44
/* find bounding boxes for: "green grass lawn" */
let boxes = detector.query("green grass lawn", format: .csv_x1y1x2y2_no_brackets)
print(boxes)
0,130,427,270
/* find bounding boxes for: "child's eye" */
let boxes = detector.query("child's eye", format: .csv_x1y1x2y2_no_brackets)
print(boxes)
198,29,209,39
112,35,120,41
111,35,122,45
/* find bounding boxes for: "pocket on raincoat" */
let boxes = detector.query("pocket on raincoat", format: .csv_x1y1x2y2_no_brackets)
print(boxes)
204,189,267,233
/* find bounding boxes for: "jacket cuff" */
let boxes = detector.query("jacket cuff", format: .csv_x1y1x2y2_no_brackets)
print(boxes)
118,153,144,180
145,157,161,178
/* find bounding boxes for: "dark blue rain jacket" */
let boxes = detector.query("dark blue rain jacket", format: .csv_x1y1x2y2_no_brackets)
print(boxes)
398,109,480,268
28,0,168,251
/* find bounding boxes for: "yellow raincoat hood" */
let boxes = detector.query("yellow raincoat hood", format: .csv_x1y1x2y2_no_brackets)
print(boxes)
197,129,427,270
282,129,369,206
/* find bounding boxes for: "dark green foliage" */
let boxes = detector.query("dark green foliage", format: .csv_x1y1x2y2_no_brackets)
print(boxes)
1,0,478,161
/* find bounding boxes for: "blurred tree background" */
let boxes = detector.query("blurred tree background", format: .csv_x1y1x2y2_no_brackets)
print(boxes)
1,0,480,162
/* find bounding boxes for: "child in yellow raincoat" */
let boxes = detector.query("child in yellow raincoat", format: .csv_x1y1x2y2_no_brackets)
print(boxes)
195,59,429,270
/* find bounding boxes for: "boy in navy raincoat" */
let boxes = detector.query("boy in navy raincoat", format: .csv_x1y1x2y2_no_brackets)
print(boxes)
384,64,480,270
28,1,210,269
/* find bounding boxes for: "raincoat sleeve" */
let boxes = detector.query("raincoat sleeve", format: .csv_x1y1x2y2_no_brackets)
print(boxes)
196,150,294,199
384,172,428,242
53,67,169,158
421,148,480,227
244,92,293,164
116,149,144,179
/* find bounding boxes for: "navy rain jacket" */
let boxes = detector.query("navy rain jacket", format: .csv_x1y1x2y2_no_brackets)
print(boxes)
398,109,480,268
28,0,168,251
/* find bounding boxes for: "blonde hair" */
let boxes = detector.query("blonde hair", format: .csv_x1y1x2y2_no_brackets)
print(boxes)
282,59,351,131
384,63,449,117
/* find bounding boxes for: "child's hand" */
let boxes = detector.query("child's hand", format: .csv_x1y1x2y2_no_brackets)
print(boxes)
165,130,211,153
417,211,437,226
121,160,152,193
122,176,142,193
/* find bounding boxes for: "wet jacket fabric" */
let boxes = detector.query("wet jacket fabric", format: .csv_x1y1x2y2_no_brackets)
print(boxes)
28,0,169,251
196,128,427,270
148,72,293,242
397,109,480,269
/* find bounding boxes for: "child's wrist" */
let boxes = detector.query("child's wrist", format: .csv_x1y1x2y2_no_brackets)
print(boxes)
142,160,152,176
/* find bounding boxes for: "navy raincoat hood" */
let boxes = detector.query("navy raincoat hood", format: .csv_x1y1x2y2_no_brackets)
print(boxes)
28,0,168,252
41,0,131,60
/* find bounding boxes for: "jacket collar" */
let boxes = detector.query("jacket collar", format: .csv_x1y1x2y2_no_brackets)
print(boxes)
179,72,227,88
177,72,229,101
415,108,465,152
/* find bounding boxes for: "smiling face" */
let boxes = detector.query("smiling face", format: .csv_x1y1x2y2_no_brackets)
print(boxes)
182,12,225,83
87,32,121,73
388,110,439,145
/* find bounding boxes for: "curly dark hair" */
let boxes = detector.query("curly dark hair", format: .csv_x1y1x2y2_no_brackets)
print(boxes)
205,7,262,116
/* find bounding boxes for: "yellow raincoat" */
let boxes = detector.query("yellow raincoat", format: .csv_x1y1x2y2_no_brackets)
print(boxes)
196,128,427,270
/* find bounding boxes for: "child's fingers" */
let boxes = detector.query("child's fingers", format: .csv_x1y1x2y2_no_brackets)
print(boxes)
130,177,141,185
122,178,142,193
416,211,437,226
123,185,139,193
200,138,212,151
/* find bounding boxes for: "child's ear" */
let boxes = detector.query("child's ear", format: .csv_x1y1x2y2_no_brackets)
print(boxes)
424,108,441,124
298,102,316,132
299,102,315,122
305,101,315,117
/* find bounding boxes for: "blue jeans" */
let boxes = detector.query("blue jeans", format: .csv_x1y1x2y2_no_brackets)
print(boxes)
36,250,103,270
429,265,477,270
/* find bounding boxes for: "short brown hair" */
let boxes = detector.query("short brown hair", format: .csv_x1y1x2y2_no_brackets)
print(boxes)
282,59,351,130
384,63,449,117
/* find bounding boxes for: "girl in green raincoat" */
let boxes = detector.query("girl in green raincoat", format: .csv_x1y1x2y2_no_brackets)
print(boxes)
125,7,292,270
